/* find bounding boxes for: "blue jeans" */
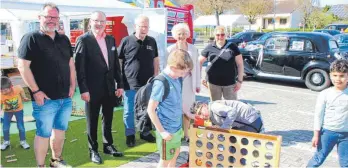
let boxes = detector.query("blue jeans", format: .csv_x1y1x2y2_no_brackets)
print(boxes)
32,98,72,138
123,90,136,136
2,110,26,141
307,129,348,167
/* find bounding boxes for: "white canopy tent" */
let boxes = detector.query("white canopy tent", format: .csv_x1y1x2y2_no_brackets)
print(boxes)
194,14,249,27
1,0,168,65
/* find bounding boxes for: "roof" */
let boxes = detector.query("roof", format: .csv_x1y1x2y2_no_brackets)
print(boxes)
328,4,348,19
271,32,335,52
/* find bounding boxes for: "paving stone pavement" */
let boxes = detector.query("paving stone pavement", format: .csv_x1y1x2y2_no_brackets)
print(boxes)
119,45,340,168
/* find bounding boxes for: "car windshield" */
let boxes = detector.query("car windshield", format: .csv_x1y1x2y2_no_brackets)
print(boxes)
258,33,272,41
329,40,339,49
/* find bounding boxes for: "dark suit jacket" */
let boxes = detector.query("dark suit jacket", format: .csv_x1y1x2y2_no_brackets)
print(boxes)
75,31,123,102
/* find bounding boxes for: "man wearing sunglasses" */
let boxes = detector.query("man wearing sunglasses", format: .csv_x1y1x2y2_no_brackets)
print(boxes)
17,3,76,167
199,26,244,101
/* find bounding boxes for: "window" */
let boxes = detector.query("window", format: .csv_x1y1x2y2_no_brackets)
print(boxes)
265,37,288,50
305,40,314,52
252,33,264,40
268,18,273,24
280,18,287,25
289,38,305,51
329,40,338,49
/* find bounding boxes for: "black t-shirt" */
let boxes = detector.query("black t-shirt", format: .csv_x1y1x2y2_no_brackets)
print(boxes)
118,34,158,90
18,31,73,100
201,41,241,86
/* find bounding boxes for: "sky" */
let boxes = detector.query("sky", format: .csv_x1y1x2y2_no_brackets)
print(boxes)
320,0,348,6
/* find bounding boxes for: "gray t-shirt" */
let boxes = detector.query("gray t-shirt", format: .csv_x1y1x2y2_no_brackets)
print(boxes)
314,87,348,132
209,100,259,129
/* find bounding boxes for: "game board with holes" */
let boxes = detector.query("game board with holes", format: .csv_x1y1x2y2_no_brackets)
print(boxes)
189,125,282,168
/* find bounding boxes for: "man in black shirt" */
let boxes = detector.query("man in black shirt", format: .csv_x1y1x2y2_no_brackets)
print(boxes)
200,26,244,101
17,3,76,167
118,15,159,147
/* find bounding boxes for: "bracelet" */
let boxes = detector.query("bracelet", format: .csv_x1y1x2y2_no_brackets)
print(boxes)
237,80,243,84
32,90,41,95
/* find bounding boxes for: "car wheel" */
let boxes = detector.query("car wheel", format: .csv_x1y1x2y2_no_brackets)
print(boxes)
305,69,331,91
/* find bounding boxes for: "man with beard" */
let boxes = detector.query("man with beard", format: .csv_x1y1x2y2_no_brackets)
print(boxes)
17,3,76,167
74,11,124,164
118,15,160,147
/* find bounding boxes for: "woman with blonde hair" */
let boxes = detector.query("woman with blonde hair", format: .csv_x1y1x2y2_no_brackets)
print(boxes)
199,26,244,101
166,23,200,141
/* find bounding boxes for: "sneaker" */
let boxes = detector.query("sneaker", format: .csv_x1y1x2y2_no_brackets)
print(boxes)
140,133,156,143
20,140,30,149
1,141,10,151
126,135,135,147
49,157,72,168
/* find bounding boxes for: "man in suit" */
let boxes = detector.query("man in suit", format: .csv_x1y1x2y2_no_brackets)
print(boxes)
75,11,124,164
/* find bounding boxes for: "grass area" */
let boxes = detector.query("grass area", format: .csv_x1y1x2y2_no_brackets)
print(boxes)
1,110,157,167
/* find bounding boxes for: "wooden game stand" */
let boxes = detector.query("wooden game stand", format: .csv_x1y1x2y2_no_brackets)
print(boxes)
189,118,282,168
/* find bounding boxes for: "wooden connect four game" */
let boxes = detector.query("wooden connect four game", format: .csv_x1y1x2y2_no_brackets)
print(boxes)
189,125,282,168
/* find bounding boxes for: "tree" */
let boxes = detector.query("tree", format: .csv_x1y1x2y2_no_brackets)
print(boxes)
296,0,320,29
235,0,273,30
177,0,237,26
322,5,331,13
308,9,336,29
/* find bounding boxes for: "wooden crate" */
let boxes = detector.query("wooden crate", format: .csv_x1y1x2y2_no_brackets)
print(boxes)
189,125,282,168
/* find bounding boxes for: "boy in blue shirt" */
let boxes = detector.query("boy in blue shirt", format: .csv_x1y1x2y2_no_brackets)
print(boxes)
307,60,348,167
147,49,193,168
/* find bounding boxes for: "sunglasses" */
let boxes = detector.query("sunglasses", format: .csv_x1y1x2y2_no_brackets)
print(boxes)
215,34,225,37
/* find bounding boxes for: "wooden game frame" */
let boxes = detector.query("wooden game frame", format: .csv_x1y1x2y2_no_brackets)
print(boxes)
189,124,282,168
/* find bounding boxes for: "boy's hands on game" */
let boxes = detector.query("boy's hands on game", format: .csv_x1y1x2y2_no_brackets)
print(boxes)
23,97,30,102
160,131,172,141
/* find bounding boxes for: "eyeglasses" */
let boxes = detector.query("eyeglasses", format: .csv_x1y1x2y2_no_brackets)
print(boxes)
41,15,60,20
215,34,225,37
136,25,149,29
92,20,106,24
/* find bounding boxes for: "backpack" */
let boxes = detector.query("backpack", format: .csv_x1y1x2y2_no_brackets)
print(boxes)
134,73,170,133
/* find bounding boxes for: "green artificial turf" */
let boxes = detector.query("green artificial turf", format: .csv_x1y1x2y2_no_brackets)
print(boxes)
1,110,157,167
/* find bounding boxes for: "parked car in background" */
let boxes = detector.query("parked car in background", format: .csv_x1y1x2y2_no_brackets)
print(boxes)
324,24,348,31
334,33,348,58
243,32,342,91
313,29,341,36
240,32,279,54
227,31,265,46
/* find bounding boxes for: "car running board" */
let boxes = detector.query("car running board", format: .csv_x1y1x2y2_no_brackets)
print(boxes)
255,71,302,81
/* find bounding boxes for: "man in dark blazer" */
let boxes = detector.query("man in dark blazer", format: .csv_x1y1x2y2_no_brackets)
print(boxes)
75,11,124,164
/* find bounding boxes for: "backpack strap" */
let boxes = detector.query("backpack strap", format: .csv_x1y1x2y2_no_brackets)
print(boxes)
153,74,170,101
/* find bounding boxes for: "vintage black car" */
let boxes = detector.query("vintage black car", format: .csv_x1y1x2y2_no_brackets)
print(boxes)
243,32,342,91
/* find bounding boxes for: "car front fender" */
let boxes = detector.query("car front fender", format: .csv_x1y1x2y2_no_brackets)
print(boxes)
301,61,330,80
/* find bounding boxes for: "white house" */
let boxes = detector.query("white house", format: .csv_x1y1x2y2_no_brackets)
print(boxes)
246,1,303,30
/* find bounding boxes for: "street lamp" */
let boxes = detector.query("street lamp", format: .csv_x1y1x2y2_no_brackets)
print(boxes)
273,0,276,31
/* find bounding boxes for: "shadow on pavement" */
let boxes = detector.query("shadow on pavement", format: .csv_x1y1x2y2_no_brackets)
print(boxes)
265,130,313,147
196,95,276,106
240,99,276,105
245,76,310,90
